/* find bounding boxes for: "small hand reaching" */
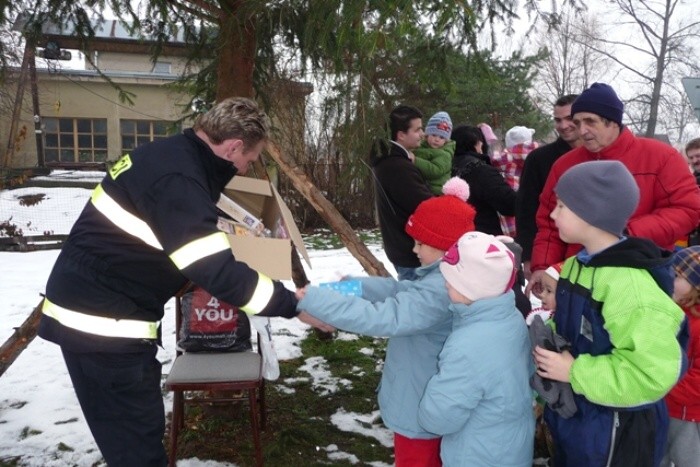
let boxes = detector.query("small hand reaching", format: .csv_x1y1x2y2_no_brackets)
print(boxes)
525,269,546,298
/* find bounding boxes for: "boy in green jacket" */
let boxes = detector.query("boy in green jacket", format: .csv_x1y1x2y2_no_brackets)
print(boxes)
532,160,686,467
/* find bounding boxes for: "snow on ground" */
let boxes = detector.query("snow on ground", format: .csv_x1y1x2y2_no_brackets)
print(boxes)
0,176,395,466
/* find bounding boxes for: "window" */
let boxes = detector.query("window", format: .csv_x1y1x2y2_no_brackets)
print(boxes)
120,119,179,153
43,117,108,163
153,61,171,74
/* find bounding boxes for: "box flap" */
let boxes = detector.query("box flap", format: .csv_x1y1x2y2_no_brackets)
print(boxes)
271,184,311,268
224,176,272,197
222,176,271,218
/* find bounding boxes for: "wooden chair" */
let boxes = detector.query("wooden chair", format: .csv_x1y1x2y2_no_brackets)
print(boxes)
164,287,266,467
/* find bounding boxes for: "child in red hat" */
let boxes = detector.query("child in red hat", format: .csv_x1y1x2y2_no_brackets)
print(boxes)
296,177,476,466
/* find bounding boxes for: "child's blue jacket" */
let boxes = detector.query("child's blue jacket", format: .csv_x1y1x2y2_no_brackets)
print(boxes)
297,261,451,438
418,292,534,466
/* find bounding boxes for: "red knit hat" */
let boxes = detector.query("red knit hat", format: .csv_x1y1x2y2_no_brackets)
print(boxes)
405,177,476,250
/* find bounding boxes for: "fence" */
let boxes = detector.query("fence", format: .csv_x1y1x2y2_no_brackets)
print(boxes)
0,169,101,251
1,162,378,250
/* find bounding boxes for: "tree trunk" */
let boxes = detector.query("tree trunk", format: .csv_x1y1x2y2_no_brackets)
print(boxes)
266,142,391,278
0,299,43,378
214,2,389,279
216,1,256,99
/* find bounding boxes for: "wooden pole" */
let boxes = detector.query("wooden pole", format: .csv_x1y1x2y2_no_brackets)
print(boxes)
28,45,45,167
3,43,31,168
265,141,391,278
0,299,44,378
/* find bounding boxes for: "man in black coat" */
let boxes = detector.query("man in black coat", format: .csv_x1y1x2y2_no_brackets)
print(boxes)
371,105,433,280
515,94,581,279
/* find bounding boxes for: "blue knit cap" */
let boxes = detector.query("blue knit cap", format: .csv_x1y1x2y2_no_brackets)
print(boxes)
554,160,639,236
425,111,453,139
673,246,700,289
571,83,624,125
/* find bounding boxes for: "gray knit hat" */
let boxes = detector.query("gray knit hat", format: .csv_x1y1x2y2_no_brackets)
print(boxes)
554,160,639,236
425,111,453,139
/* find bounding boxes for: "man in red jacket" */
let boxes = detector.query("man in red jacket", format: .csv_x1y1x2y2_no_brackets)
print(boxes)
527,83,700,295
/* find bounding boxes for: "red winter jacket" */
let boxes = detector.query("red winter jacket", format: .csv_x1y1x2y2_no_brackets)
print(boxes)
531,127,700,272
666,305,700,422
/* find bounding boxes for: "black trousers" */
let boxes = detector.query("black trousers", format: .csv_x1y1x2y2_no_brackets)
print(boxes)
62,345,168,467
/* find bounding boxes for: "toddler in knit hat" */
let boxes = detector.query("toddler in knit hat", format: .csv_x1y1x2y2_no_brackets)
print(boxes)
525,262,563,325
663,246,700,466
414,111,456,195
296,177,477,466
418,231,534,466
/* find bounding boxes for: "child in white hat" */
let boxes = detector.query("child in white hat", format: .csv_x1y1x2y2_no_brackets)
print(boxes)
418,231,534,466
525,261,563,326
492,126,538,237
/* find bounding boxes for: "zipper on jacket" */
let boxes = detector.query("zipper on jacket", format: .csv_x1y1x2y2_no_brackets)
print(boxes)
605,411,620,467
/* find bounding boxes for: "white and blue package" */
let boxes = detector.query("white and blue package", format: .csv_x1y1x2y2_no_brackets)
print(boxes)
318,279,363,297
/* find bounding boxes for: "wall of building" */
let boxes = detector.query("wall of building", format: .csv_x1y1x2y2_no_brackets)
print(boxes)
1,67,193,168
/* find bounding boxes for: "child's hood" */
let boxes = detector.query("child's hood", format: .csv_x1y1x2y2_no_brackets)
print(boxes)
583,237,674,294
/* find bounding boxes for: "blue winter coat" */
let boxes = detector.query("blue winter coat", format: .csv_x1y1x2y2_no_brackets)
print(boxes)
418,292,534,466
296,261,452,438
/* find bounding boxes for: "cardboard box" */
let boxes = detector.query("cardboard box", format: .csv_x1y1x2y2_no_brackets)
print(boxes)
218,176,309,280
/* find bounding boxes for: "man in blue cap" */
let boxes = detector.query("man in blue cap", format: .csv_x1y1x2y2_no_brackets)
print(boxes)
527,82,700,296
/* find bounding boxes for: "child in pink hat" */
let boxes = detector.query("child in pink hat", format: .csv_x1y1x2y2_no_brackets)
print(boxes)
418,231,534,466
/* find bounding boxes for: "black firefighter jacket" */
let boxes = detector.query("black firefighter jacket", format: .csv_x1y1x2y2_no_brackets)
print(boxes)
40,129,297,352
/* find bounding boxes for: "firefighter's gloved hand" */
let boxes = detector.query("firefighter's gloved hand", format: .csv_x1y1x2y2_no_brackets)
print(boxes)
528,315,578,419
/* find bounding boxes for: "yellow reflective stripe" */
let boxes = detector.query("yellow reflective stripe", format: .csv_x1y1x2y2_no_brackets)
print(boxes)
240,273,274,315
169,232,231,270
91,184,163,250
42,298,159,339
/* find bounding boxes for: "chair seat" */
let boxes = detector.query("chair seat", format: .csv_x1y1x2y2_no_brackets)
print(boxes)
166,352,262,385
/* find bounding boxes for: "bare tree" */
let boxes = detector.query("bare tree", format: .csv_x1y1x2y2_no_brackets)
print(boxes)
579,0,700,137
532,8,613,105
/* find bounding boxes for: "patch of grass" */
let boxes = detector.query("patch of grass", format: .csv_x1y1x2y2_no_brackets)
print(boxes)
0,456,21,467
303,228,383,251
166,332,393,466
18,426,41,440
56,442,74,452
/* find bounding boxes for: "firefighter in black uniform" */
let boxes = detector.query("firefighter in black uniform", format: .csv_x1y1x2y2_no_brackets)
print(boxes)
39,98,313,466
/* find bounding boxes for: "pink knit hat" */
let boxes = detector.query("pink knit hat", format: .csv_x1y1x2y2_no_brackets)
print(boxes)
478,123,498,144
440,231,517,301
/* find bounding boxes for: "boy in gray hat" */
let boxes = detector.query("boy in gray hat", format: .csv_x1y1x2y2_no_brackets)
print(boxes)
532,160,686,467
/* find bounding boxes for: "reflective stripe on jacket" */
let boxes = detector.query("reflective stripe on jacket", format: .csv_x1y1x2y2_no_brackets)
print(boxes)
40,129,296,350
